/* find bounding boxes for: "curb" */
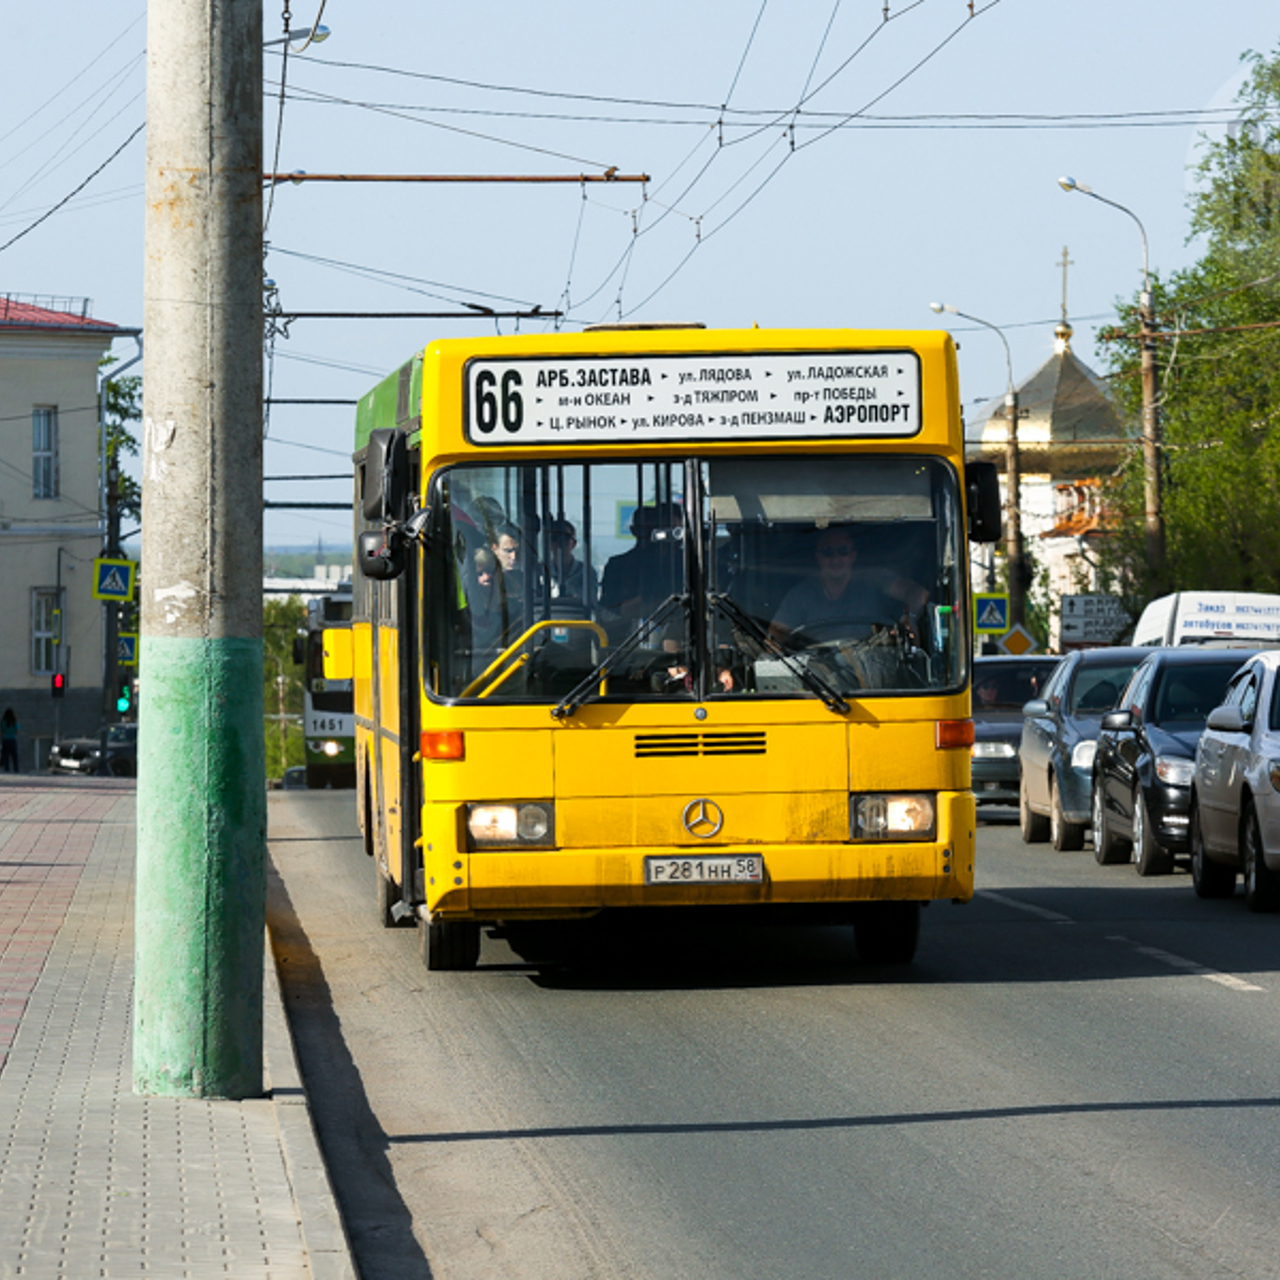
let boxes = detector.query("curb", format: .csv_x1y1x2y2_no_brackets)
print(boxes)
263,931,360,1280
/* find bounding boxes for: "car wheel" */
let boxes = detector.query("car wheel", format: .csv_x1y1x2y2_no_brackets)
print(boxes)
422,918,481,971
1133,790,1173,876
853,902,921,965
1019,773,1050,844
1050,775,1085,852
1093,778,1130,865
1241,803,1280,913
1191,801,1235,899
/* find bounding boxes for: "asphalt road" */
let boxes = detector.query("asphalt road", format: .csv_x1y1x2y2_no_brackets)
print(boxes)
267,793,1280,1280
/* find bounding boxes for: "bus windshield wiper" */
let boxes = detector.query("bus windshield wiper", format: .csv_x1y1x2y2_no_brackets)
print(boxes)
551,594,685,720
711,592,850,715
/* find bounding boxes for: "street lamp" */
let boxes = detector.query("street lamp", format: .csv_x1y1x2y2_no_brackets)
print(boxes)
1058,176,1164,582
931,302,1027,628
263,24,330,49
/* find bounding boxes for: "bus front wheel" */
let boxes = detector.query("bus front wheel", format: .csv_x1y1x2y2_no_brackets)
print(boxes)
853,902,920,965
422,918,481,971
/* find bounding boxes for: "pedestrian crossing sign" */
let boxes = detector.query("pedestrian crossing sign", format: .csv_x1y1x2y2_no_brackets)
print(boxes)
117,633,138,666
974,593,1009,635
92,558,136,602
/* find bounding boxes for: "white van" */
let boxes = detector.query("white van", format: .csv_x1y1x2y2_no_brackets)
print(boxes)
1133,591,1280,646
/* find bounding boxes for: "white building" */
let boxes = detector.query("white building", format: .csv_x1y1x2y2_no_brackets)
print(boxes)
0,295,133,770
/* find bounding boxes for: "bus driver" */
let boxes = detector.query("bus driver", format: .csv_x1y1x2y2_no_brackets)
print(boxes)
769,525,928,650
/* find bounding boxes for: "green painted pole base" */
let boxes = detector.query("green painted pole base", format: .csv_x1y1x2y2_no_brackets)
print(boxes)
133,636,266,1099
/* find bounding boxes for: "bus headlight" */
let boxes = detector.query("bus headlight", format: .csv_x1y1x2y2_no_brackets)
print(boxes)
850,793,936,841
321,740,342,758
466,802,556,849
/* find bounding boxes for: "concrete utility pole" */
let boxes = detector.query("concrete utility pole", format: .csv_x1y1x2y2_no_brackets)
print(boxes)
135,0,265,1099
1138,285,1164,581
1058,177,1165,585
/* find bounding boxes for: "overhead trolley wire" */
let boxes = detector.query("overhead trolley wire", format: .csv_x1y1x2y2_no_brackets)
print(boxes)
0,120,145,256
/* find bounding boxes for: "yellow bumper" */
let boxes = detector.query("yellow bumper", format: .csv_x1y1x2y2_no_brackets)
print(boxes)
424,790,975,919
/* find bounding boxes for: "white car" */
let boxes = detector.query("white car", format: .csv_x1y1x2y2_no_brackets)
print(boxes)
1190,650,1280,910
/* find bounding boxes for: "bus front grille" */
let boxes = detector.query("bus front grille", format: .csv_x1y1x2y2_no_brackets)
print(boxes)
634,732,767,758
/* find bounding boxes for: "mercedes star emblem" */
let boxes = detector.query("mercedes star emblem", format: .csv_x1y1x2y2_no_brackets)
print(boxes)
682,798,724,839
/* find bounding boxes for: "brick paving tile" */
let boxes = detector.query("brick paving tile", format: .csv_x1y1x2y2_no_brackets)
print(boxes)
0,779,321,1280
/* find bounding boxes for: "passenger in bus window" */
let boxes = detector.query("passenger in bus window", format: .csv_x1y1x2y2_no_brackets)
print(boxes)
466,546,523,661
546,518,597,606
600,503,683,621
769,525,927,650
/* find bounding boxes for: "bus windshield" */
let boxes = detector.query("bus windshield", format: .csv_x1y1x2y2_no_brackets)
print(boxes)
427,454,965,703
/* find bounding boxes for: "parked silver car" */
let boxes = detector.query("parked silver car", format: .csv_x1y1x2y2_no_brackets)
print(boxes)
1190,650,1280,910
1019,647,1149,851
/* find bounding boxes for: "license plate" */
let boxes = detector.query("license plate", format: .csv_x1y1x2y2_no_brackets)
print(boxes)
644,855,764,885
58,758,80,769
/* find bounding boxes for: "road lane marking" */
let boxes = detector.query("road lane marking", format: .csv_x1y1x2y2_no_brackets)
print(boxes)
1107,935,1265,992
980,890,1074,923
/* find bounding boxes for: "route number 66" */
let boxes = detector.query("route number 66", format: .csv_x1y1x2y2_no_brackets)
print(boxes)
474,368,524,434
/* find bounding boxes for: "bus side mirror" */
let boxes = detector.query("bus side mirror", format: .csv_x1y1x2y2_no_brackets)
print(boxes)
322,628,354,681
361,428,409,521
357,528,405,580
965,460,1002,544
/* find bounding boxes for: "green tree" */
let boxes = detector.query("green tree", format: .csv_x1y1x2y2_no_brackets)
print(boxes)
1101,46,1280,597
264,597,307,780
100,355,142,523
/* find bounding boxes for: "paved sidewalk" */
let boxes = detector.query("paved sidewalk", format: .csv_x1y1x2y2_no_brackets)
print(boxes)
0,775,355,1280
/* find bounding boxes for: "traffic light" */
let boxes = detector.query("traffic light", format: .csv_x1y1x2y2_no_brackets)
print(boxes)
51,671,66,698
116,678,132,716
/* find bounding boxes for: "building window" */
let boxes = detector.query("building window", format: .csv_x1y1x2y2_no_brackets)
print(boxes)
33,406,59,499
32,588,63,676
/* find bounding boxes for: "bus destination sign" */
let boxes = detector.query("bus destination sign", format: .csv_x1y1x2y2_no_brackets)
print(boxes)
463,350,921,446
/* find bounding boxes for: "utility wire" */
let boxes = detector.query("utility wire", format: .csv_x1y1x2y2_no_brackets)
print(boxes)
270,84,1273,131
0,12,144,150
268,245,542,308
722,1,770,110
798,0,1004,151
0,121,145,256
267,79,624,170
614,0,1004,319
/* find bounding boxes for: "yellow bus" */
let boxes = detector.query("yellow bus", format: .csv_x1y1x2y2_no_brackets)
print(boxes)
334,326,1001,969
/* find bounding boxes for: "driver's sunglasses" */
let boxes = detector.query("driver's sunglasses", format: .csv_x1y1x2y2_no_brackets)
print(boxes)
818,546,854,558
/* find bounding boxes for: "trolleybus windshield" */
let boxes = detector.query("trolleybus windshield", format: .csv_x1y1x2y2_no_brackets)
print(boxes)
426,454,964,703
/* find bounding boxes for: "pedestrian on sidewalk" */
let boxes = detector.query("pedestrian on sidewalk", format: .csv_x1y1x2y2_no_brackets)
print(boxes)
1,707,19,773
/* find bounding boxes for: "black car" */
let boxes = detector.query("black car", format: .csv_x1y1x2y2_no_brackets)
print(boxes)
1093,648,1258,875
48,723,138,777
1019,647,1150,851
970,656,1062,805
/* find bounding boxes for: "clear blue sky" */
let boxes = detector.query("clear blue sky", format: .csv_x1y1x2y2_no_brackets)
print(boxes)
5,1,1278,548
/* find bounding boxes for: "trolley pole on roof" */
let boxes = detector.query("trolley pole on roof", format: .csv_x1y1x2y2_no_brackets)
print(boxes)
135,0,265,1098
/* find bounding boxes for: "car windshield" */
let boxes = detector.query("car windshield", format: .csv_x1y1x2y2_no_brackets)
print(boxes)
1150,661,1246,725
1068,661,1142,715
426,455,966,703
107,726,135,745
972,660,1059,711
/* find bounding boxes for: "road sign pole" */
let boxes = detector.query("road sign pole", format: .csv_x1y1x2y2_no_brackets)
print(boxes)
134,0,265,1099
